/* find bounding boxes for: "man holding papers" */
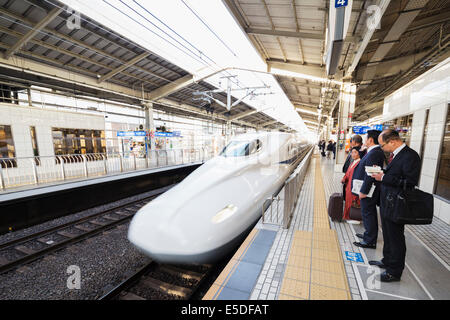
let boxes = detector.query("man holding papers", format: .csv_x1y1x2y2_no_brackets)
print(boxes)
351,130,386,249
371,129,421,282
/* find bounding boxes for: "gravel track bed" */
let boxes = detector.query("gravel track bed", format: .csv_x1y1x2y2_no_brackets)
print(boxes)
149,270,197,288
130,283,182,300
0,248,25,261
0,222,150,300
21,240,48,251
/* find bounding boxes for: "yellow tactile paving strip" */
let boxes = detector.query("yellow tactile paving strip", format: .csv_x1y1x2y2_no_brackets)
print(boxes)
279,156,351,300
202,229,259,300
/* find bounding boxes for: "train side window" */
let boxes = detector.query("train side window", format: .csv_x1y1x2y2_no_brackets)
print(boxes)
434,105,450,201
246,139,262,156
220,139,262,157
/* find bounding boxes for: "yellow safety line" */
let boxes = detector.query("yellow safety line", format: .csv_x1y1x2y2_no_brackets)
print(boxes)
279,155,351,300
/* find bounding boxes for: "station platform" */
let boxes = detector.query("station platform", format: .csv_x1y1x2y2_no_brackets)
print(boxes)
204,151,450,300
0,162,202,234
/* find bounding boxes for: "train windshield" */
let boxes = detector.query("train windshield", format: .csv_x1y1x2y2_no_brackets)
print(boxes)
220,139,261,157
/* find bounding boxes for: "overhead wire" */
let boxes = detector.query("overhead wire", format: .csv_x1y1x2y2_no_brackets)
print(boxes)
43,0,247,97
0,9,224,103
10,0,283,125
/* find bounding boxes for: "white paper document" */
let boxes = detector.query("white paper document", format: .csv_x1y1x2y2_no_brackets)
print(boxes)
365,166,383,174
352,179,376,198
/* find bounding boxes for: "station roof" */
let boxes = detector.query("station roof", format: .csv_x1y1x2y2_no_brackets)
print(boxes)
0,0,285,130
225,0,449,126
0,0,448,132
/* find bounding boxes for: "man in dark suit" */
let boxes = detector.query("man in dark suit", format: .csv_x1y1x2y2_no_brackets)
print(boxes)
352,130,385,249
371,129,421,282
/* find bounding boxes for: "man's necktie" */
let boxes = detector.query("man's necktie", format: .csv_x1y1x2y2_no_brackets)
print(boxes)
388,153,394,164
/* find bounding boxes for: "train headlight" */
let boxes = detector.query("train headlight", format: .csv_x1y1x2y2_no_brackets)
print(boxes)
211,204,238,224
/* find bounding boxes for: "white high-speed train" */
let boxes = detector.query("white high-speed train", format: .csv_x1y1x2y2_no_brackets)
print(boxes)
128,132,310,264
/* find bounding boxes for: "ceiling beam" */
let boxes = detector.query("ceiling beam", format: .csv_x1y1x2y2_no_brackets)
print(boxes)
281,80,339,91
0,7,175,83
347,0,391,77
147,75,194,101
359,0,431,87
260,120,279,127
229,109,259,121
3,6,63,59
371,10,450,41
245,27,360,43
292,93,334,102
296,107,321,117
267,59,329,79
291,101,319,108
0,25,163,87
97,53,150,83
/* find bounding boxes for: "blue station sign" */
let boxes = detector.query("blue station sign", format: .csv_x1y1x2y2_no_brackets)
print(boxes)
335,0,349,8
117,131,182,138
352,124,384,134
117,131,146,137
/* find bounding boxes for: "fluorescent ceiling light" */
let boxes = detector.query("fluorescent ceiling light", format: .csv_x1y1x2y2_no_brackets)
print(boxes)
303,120,319,125
270,68,343,86
295,108,321,117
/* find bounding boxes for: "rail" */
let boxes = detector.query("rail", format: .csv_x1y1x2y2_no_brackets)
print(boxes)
262,146,313,228
0,148,213,191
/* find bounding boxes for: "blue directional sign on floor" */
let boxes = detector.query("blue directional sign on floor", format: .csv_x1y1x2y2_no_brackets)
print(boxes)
345,251,364,263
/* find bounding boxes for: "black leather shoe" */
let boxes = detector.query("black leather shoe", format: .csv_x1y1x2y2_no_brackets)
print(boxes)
356,233,363,239
353,241,376,249
369,260,386,268
380,271,400,282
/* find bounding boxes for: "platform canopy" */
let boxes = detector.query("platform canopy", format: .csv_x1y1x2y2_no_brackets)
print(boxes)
0,0,448,135
0,0,289,131
223,0,450,127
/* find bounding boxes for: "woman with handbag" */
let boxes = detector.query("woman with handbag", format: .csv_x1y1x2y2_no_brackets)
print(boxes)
341,147,362,220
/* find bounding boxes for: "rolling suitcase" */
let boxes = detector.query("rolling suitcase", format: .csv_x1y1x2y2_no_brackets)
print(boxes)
328,193,343,221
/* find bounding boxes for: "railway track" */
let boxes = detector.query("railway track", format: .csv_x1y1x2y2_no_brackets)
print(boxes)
99,261,214,300
0,185,174,275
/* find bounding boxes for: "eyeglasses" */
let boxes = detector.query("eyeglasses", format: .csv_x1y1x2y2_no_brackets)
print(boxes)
379,141,390,148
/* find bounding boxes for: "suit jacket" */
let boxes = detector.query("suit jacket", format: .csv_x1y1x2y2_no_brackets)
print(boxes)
379,145,421,214
342,152,352,173
351,145,386,197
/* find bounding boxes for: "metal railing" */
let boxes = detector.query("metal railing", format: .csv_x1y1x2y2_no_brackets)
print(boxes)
262,147,313,228
0,148,214,191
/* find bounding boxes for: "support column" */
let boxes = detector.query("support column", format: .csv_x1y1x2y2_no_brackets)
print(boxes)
27,87,32,106
144,102,155,151
335,82,355,172
226,120,232,144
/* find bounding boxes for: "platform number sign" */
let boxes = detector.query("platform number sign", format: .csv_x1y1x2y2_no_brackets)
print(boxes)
335,0,348,8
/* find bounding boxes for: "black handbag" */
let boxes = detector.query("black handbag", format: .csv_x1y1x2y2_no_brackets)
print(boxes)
349,199,362,221
387,180,434,225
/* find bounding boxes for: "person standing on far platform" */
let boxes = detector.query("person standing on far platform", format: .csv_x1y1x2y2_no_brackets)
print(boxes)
326,140,333,159
371,129,421,282
352,130,385,249
332,140,336,159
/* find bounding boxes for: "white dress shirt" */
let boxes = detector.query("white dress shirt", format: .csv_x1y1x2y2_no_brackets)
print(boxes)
366,144,380,153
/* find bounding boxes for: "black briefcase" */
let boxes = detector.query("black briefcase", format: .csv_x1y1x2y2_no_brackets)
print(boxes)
387,182,434,225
